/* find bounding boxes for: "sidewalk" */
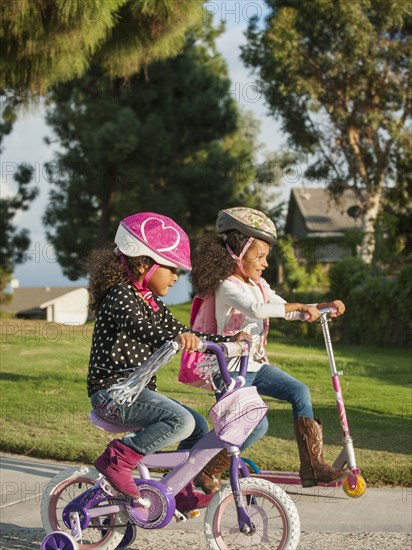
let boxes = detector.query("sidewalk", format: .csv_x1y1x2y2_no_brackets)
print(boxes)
1,452,411,549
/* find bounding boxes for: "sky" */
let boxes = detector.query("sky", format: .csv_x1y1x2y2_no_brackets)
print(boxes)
1,1,296,303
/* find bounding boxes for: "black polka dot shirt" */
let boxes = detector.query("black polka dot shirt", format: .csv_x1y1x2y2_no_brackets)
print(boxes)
87,283,226,397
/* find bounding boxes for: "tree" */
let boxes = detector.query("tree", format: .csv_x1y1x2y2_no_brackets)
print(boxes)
374,131,412,264
1,97,39,296
43,24,267,280
0,0,204,94
0,0,205,288
242,0,411,262
0,163,38,298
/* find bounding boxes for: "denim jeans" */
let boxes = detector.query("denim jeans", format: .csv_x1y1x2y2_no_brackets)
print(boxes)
233,364,314,451
90,388,209,455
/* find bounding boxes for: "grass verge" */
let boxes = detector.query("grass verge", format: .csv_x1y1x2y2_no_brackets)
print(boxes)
0,313,411,486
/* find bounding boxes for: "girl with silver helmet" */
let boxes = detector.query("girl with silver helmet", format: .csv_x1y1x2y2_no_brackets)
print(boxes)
190,207,349,492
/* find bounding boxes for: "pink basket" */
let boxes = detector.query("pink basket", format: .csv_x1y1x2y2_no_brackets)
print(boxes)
208,386,268,446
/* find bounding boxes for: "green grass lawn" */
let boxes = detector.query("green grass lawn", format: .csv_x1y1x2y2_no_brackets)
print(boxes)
0,312,411,487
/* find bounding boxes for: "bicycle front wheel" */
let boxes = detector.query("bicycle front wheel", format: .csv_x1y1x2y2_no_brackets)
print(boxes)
204,478,300,549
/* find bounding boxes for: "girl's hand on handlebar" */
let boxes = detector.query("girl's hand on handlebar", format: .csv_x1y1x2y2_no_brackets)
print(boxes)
176,332,200,353
327,300,345,317
317,300,345,317
300,305,321,322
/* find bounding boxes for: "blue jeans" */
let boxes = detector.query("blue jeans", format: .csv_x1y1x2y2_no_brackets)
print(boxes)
91,388,209,455
234,364,314,451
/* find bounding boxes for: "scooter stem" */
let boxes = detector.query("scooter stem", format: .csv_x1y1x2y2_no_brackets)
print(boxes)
319,313,338,376
320,313,358,470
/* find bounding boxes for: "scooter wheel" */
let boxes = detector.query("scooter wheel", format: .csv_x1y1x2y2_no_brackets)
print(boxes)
41,531,79,549
342,474,366,498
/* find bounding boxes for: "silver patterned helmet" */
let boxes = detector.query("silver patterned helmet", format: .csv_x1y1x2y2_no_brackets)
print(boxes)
216,207,277,244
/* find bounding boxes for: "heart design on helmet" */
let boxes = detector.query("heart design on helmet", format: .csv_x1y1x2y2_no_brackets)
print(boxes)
141,217,181,252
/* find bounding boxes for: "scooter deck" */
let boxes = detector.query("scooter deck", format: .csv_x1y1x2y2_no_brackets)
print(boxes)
249,470,341,487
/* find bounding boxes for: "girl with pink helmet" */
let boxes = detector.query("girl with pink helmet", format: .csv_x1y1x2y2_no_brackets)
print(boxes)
87,212,244,513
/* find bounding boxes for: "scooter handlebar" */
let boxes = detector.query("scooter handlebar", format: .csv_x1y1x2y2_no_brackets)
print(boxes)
299,306,338,322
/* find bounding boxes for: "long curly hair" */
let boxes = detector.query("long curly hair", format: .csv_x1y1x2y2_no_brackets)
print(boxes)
86,247,154,314
190,231,250,296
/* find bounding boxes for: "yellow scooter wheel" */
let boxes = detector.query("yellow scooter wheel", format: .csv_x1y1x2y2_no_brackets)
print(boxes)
342,474,366,498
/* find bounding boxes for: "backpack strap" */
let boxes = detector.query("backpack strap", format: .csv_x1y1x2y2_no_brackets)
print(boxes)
257,277,270,343
224,275,271,343
189,295,204,327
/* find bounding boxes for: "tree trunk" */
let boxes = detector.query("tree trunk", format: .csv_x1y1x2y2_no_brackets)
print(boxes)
95,167,117,247
358,189,382,264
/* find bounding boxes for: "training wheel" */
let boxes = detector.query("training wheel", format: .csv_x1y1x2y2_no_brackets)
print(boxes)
342,474,366,498
41,531,78,550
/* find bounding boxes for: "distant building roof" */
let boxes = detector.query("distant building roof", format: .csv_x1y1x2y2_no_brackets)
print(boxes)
1,286,85,314
285,187,363,238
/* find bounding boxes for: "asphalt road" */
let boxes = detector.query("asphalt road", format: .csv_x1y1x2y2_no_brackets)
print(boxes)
1,453,411,549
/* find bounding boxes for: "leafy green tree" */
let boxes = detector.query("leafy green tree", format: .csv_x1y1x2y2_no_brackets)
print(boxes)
0,0,204,93
242,0,411,263
375,133,412,265
0,0,205,288
0,163,38,298
43,25,267,279
1,97,39,295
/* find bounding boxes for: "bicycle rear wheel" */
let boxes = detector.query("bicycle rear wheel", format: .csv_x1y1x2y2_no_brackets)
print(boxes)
204,478,300,549
41,466,127,550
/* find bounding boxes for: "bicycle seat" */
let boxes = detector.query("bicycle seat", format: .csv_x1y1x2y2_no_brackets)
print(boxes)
88,410,141,433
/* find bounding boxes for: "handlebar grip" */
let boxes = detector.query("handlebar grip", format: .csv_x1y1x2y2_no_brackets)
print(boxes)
195,339,208,353
299,306,338,321
320,306,338,315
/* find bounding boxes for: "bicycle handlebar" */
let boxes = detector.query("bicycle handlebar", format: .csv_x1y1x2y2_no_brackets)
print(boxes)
196,340,250,389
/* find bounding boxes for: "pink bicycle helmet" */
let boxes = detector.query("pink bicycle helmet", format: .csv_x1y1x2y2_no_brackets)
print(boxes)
216,207,277,244
115,212,192,271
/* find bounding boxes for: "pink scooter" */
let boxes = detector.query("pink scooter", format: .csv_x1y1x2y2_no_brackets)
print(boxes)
243,307,366,498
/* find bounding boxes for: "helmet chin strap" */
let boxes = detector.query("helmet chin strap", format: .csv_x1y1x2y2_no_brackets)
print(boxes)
118,252,160,311
225,237,254,278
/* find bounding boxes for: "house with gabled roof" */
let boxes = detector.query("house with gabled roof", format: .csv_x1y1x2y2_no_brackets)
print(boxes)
1,283,89,324
285,187,363,263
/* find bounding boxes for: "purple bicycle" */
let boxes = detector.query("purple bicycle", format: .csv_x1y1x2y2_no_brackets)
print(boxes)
40,340,300,550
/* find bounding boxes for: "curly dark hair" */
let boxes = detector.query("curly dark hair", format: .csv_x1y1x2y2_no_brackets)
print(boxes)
86,247,154,314
190,231,250,296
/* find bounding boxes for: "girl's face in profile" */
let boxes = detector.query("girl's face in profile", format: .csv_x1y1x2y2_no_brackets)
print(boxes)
147,265,179,296
235,239,270,283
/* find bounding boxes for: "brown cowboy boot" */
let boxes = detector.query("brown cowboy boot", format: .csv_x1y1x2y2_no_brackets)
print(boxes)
193,449,231,494
294,417,349,488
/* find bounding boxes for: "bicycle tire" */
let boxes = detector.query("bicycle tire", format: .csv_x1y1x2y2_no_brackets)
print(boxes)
204,477,300,549
41,466,128,549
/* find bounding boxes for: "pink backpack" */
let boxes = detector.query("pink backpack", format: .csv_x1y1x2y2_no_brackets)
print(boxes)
178,276,270,390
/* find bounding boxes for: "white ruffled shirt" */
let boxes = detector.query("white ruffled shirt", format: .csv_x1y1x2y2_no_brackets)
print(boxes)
215,278,300,372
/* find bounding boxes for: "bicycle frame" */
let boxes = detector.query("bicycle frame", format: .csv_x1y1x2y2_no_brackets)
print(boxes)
62,341,259,539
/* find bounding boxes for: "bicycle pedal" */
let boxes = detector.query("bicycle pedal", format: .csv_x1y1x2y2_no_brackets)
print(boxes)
174,510,187,523
184,509,200,519
99,478,121,497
